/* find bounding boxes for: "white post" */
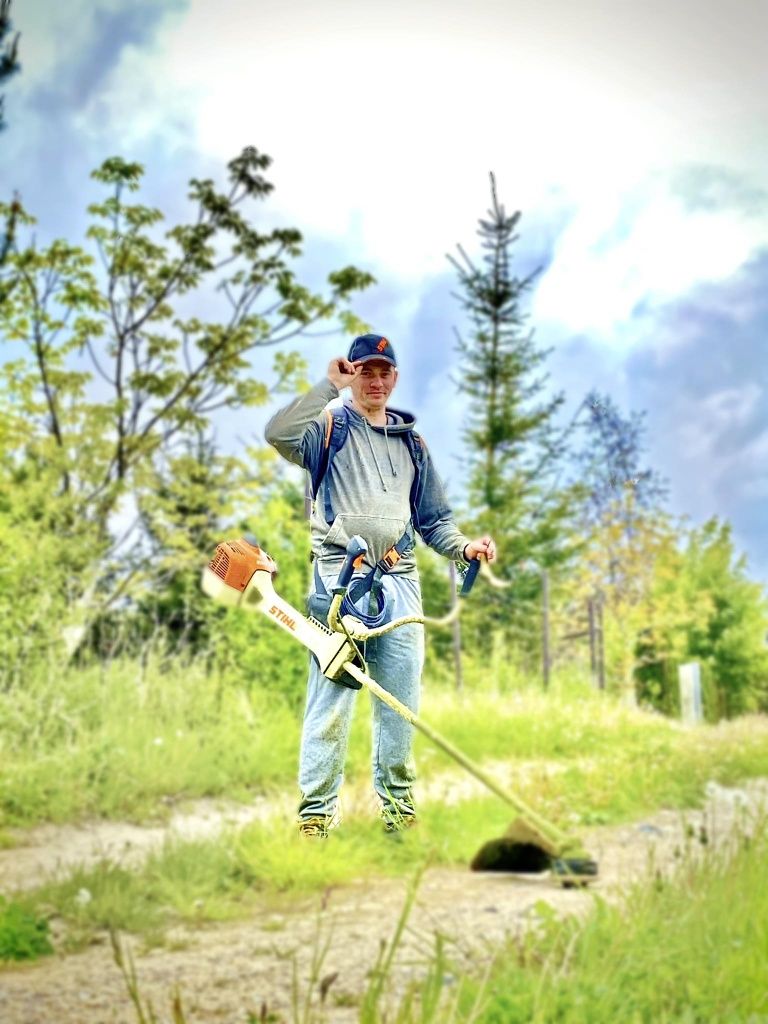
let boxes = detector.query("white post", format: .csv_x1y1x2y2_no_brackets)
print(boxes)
678,662,703,725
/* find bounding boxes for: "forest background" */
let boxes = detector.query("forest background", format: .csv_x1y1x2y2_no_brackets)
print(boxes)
1,0,768,835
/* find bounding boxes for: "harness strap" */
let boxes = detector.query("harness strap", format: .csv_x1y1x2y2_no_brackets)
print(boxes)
312,530,413,631
347,530,412,604
322,410,342,525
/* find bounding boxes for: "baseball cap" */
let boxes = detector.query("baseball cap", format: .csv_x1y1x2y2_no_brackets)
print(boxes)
347,333,397,367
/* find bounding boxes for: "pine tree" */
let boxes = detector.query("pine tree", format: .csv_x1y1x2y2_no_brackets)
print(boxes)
446,171,579,653
0,0,21,273
0,0,20,133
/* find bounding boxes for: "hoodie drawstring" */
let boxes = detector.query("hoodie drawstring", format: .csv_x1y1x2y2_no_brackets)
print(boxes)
384,423,398,478
364,417,398,491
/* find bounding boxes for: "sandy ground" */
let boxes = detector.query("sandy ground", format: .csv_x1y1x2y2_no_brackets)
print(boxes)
0,778,766,1024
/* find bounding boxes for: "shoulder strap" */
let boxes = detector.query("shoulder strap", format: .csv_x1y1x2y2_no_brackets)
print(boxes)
309,408,348,497
310,408,349,524
404,430,426,467
404,430,427,515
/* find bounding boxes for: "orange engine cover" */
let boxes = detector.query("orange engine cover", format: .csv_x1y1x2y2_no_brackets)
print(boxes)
207,538,277,593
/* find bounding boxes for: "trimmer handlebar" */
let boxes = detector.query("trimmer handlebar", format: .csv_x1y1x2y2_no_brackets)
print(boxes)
460,556,481,596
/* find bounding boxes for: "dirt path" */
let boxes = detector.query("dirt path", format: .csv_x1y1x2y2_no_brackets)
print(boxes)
1,779,766,1024
0,758,573,893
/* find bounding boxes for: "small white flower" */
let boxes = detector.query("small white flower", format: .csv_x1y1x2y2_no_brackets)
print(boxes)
153,737,164,746
176,730,184,738
75,888,92,907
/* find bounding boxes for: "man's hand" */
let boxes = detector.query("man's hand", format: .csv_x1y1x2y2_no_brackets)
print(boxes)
463,536,497,564
327,357,362,390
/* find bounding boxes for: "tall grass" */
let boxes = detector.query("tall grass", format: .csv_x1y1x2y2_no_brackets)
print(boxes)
463,820,768,1023
0,651,301,825
2,650,768,830
105,822,768,1023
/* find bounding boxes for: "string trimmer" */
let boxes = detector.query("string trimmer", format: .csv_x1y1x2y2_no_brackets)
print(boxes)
201,534,598,887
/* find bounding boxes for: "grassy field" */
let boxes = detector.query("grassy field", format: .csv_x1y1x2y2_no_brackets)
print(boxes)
2,651,768,831
2,650,768,970
2,652,768,1024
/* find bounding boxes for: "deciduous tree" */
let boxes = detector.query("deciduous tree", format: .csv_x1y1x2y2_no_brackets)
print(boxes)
0,149,375,675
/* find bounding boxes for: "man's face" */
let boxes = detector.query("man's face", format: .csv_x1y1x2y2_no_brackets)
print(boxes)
350,359,398,412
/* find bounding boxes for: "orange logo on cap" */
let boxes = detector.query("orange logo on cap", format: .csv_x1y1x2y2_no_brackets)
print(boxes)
377,338,388,352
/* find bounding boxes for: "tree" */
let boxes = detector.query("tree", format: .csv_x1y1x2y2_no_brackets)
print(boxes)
0,0,20,134
446,170,580,657
560,391,677,702
574,390,668,535
0,149,375,676
565,508,692,704
676,518,768,717
0,0,21,274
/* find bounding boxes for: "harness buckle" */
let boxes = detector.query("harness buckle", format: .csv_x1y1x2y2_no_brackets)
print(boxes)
378,547,402,572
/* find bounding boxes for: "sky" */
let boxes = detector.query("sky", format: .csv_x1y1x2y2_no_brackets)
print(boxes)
3,0,768,581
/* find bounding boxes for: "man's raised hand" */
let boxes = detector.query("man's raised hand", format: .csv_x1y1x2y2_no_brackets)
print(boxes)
327,357,362,390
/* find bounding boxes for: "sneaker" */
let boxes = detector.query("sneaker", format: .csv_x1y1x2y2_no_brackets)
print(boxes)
382,811,418,834
298,816,332,838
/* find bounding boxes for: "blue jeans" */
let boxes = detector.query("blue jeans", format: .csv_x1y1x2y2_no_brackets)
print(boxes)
298,571,425,822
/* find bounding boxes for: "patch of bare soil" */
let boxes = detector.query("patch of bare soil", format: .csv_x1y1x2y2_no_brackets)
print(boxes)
0,779,766,1024
0,792,294,894
0,759,571,894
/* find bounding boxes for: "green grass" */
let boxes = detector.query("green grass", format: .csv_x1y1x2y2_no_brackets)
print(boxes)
458,822,768,1023
3,651,767,832
7,709,768,961
0,897,53,961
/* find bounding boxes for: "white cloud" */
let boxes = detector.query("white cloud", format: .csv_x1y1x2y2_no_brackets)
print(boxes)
532,175,768,343
76,7,712,262
14,0,768,391
676,384,763,459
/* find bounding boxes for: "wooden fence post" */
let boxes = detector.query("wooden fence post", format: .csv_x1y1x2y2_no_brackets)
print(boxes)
596,594,606,691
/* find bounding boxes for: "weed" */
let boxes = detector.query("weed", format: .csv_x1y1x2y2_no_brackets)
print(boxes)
109,868,493,1024
0,896,53,961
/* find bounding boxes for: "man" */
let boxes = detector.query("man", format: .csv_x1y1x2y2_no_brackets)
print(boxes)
265,333,496,837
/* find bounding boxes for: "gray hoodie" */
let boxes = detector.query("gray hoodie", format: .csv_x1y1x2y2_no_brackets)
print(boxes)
265,378,470,577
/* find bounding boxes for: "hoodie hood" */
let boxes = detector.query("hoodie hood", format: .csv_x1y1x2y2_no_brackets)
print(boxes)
342,395,417,491
342,398,417,433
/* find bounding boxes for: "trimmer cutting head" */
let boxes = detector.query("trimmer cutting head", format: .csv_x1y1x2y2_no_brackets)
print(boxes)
471,817,599,886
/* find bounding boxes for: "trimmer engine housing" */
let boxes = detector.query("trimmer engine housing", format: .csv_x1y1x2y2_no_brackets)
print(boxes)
202,537,277,607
